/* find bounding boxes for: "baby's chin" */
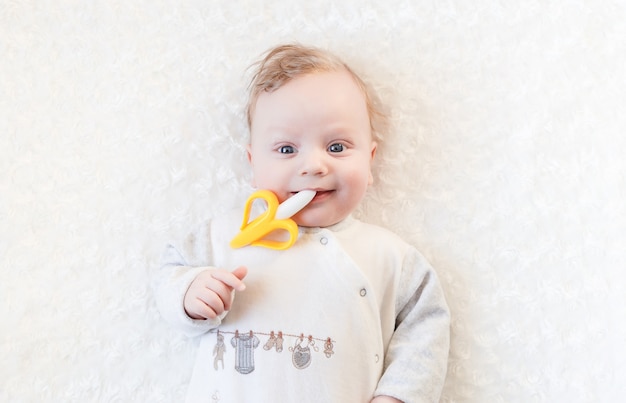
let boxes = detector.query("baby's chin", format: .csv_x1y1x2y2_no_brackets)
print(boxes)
292,211,345,228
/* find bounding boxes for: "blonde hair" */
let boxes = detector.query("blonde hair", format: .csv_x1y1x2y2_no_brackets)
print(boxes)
246,44,386,141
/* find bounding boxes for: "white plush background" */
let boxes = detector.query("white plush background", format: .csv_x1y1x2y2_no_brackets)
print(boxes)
1,1,625,402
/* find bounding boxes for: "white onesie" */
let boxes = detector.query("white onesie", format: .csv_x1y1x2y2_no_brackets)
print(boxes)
153,210,449,402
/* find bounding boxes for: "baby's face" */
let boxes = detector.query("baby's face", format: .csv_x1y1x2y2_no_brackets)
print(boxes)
248,70,377,227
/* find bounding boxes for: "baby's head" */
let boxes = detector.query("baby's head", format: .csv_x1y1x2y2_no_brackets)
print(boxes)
245,44,383,227
246,44,384,141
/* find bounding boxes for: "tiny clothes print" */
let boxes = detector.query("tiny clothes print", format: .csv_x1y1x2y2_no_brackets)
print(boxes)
290,335,320,369
262,331,284,352
230,331,260,374
213,333,226,370
291,341,311,369
213,330,333,374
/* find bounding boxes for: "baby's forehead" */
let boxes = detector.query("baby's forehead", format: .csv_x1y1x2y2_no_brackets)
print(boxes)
261,66,358,95
253,70,366,110
254,73,367,118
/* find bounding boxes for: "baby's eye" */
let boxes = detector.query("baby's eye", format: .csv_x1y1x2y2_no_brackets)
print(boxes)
328,143,344,153
278,145,296,154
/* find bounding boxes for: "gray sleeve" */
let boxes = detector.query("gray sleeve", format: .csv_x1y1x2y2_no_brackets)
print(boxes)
151,223,222,338
374,249,450,403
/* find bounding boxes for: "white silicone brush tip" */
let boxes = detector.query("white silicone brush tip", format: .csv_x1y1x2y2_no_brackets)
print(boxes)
275,190,316,220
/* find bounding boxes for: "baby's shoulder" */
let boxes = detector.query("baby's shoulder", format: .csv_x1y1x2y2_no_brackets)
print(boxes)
348,218,409,246
339,218,413,259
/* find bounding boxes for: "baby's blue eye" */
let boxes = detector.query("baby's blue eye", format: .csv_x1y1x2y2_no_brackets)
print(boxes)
278,145,296,154
328,143,344,153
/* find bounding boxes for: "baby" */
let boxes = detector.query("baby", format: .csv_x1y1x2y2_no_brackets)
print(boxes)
154,44,450,402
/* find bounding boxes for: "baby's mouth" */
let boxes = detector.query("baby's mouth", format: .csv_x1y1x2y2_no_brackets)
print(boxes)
310,190,334,202
290,189,333,203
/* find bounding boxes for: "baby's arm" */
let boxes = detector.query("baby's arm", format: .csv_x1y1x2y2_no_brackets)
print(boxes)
152,220,245,338
374,249,450,402
184,266,247,320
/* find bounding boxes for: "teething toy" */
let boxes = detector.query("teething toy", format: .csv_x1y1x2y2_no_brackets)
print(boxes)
230,189,316,250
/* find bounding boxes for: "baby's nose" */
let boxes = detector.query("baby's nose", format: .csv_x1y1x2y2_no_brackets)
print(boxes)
299,151,328,176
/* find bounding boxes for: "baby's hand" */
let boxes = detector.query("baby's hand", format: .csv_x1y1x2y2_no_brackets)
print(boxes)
183,266,247,320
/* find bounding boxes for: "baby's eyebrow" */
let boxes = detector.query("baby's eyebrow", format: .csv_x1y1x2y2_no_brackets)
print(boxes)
266,129,298,141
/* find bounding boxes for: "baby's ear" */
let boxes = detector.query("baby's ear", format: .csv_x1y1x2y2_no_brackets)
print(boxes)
246,144,253,164
368,141,377,185
370,141,378,160
246,144,257,187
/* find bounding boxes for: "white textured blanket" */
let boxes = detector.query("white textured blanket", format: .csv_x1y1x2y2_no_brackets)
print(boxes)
1,1,625,402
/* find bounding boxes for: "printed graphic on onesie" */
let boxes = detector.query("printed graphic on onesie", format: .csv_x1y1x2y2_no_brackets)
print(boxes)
212,329,334,373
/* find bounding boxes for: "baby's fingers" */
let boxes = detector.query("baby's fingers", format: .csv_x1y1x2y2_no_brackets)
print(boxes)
197,286,228,316
210,267,247,291
186,296,221,320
